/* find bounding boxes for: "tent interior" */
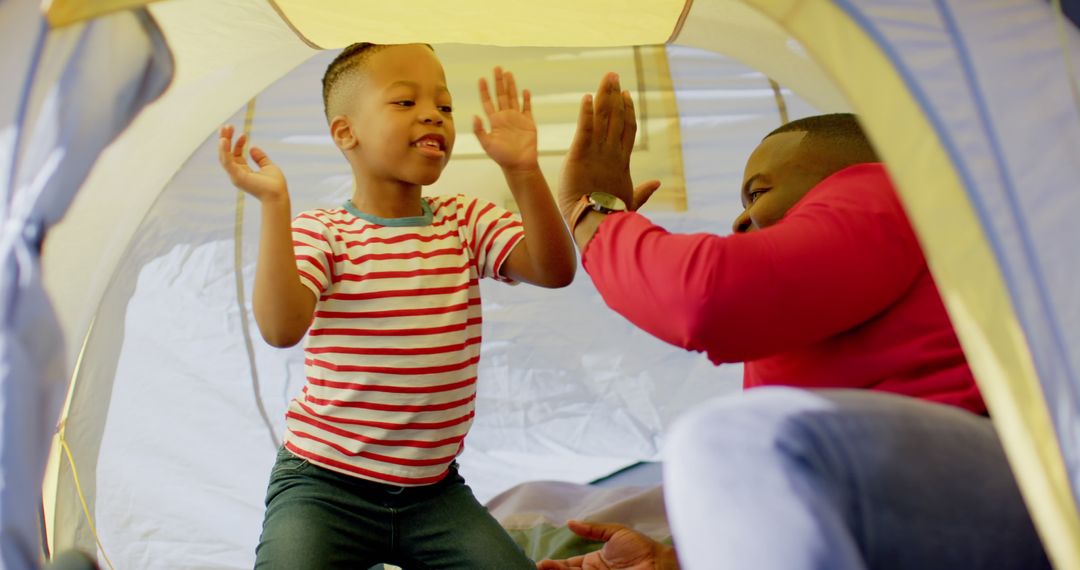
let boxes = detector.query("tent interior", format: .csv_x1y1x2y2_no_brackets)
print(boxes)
2,0,1079,568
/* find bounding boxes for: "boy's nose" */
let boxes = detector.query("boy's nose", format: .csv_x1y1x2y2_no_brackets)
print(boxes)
419,111,443,126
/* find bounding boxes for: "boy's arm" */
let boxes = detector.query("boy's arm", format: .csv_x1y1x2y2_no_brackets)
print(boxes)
473,68,576,288
219,125,316,347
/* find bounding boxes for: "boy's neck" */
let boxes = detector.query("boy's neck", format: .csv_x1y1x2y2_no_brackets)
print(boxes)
349,178,424,218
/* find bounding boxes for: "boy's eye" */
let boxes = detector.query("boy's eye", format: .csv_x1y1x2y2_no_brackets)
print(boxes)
439,105,453,113
393,100,415,107
748,189,767,203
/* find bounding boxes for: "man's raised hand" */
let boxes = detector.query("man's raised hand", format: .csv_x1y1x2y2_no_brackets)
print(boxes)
558,73,637,222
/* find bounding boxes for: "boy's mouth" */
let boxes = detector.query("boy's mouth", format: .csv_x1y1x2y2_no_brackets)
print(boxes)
412,134,447,158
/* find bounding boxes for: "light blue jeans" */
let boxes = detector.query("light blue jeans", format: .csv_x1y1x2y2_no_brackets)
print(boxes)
254,449,534,569
663,387,1051,570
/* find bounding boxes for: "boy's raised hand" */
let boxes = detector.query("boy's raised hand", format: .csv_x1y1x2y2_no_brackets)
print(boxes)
474,67,538,172
218,125,288,203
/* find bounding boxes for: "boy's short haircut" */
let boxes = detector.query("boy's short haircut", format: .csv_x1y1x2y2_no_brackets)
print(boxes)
766,113,880,165
321,42,436,121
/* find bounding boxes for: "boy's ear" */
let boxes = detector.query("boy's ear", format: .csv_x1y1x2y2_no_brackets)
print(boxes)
330,115,358,150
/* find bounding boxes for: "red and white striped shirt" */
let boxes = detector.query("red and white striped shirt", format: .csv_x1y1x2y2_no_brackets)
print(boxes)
283,195,524,486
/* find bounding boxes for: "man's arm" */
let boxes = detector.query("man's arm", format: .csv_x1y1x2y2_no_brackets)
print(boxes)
473,67,576,287
219,126,316,347
556,75,924,363
578,169,925,363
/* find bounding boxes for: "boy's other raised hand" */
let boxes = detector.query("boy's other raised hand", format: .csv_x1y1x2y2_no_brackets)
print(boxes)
218,125,288,203
474,67,539,173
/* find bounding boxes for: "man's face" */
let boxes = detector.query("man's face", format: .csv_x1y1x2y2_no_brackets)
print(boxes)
345,44,456,186
733,131,827,233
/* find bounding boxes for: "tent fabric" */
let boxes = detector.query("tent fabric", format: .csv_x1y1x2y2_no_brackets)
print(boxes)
0,0,1072,568
734,2,1080,566
46,41,807,566
269,0,690,48
0,3,173,569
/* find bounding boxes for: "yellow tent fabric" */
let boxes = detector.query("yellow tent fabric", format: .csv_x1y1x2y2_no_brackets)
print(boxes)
23,0,1077,568
736,2,1079,567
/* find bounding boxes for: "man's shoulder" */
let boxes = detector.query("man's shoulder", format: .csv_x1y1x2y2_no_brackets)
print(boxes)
799,163,900,213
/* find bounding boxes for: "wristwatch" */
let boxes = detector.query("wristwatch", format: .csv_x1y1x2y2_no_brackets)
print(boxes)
568,191,627,231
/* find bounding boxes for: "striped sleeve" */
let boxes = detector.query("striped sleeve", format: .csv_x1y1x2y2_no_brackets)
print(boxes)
458,196,524,282
292,211,336,297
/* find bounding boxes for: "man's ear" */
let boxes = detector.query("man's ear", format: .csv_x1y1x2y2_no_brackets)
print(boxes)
330,115,358,150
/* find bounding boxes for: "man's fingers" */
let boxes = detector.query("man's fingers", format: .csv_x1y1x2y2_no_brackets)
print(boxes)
537,555,585,569
568,94,594,156
593,73,618,143
603,77,626,146
631,179,661,211
621,90,637,154
566,519,627,542
478,77,496,117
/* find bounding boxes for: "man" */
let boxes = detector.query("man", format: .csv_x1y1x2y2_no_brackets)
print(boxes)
540,74,1050,570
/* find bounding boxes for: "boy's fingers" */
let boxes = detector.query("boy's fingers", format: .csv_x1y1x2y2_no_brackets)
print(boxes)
505,71,519,111
472,116,488,142
249,146,273,169
621,90,637,154
478,78,496,117
494,66,508,110
233,133,247,159
522,89,532,117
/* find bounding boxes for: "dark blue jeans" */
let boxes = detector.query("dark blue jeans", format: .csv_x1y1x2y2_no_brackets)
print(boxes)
254,448,534,569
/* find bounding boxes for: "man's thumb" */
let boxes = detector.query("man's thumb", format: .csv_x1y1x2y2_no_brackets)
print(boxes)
631,179,662,211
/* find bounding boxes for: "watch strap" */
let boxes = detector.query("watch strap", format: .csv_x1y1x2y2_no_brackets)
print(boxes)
567,194,594,232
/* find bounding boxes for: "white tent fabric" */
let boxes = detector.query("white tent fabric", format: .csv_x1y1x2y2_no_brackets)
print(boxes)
0,2,172,568
840,0,1080,551
1,0,1078,568
47,43,817,567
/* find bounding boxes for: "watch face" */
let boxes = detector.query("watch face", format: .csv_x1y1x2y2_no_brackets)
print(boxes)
590,192,621,210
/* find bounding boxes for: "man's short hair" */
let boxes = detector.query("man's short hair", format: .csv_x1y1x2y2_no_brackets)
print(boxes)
766,113,880,165
321,42,435,121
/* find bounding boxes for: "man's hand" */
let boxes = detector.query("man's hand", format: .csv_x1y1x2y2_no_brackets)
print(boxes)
218,125,288,203
536,520,679,570
474,67,539,173
557,73,638,223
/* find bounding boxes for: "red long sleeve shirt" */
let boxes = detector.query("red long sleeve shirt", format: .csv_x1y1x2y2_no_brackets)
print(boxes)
582,163,985,414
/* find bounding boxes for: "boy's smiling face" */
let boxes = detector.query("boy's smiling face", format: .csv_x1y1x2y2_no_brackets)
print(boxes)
334,44,456,188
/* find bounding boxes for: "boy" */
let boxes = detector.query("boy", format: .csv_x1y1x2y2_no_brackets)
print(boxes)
218,43,575,569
